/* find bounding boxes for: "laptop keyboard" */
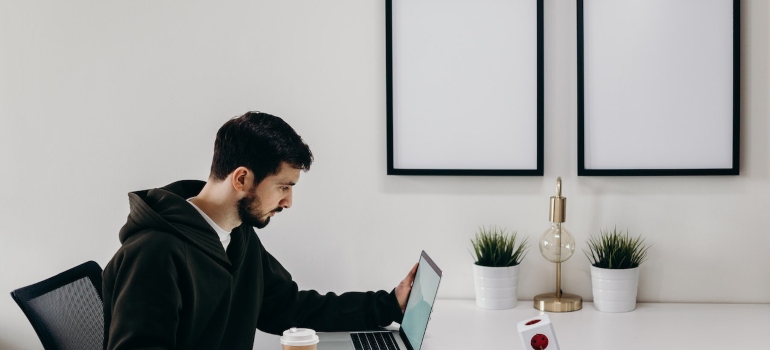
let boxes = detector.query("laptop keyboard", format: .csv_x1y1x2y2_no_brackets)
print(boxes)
350,331,401,350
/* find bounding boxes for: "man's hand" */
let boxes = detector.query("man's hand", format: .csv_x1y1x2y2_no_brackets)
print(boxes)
395,263,418,313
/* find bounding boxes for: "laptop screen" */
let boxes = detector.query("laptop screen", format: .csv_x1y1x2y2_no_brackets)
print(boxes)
400,251,442,350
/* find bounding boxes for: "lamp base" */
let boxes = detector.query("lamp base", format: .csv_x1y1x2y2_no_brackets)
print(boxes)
534,292,583,312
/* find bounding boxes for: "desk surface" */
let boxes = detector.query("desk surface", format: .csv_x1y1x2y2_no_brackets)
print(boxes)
254,299,770,349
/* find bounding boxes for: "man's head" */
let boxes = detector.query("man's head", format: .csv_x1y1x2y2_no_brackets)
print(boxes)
210,112,313,184
210,112,313,228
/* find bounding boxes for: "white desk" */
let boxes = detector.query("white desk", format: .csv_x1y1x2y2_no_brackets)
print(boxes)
254,299,770,349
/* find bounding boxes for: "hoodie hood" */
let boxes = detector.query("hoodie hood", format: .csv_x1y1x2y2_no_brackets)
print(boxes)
119,180,243,267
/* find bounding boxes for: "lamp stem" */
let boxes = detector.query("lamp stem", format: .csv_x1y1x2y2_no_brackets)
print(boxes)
556,261,562,297
555,223,562,297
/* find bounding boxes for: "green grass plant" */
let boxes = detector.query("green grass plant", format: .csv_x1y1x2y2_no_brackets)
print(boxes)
470,226,528,267
584,227,650,269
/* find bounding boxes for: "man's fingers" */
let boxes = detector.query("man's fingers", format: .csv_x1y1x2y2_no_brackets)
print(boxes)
405,263,418,283
395,263,420,313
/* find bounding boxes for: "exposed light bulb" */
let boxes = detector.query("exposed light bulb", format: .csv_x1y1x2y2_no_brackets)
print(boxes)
539,222,575,263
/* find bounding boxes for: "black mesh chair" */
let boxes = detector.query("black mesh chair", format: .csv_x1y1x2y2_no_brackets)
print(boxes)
10,261,104,350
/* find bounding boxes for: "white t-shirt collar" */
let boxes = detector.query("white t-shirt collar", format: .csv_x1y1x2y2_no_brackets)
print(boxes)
186,198,232,251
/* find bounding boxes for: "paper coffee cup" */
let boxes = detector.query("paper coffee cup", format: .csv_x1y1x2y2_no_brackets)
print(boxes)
281,327,319,350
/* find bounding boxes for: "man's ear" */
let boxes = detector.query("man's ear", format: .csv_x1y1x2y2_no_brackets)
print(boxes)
230,167,252,193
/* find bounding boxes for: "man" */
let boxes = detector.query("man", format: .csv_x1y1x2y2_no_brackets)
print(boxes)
103,112,417,350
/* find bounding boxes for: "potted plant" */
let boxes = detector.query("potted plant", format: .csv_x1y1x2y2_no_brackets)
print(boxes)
584,227,650,312
470,226,528,309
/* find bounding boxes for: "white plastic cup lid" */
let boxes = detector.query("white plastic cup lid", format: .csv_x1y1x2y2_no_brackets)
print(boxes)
280,327,319,346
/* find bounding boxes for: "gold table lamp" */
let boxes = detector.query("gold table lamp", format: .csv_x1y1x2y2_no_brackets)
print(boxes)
534,177,582,312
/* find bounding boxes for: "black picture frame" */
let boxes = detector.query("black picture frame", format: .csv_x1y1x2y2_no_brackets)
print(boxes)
577,0,740,176
386,0,544,176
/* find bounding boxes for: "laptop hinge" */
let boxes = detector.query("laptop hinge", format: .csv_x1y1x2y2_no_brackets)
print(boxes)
398,327,415,350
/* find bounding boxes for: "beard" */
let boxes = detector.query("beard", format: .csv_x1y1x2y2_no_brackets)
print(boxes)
236,189,282,229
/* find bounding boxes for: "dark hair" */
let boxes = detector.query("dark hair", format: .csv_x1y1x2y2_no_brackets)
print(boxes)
210,112,313,184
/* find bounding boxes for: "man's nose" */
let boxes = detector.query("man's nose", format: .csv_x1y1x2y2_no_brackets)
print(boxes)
280,192,292,209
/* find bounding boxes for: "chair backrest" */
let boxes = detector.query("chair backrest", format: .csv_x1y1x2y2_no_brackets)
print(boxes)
10,261,104,350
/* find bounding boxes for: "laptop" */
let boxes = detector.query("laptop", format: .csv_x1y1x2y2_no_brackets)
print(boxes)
317,250,442,350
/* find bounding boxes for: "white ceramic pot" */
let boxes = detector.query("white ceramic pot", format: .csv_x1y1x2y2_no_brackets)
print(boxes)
590,266,640,312
472,264,520,309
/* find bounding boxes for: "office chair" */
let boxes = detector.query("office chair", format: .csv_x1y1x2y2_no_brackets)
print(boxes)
10,261,104,350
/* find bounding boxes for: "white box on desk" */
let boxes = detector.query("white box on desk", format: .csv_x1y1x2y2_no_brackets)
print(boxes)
516,314,560,350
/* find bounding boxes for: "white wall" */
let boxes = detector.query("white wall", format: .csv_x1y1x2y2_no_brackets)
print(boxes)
1,1,767,349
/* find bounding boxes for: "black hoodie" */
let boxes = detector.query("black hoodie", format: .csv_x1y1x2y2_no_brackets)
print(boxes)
103,180,403,350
